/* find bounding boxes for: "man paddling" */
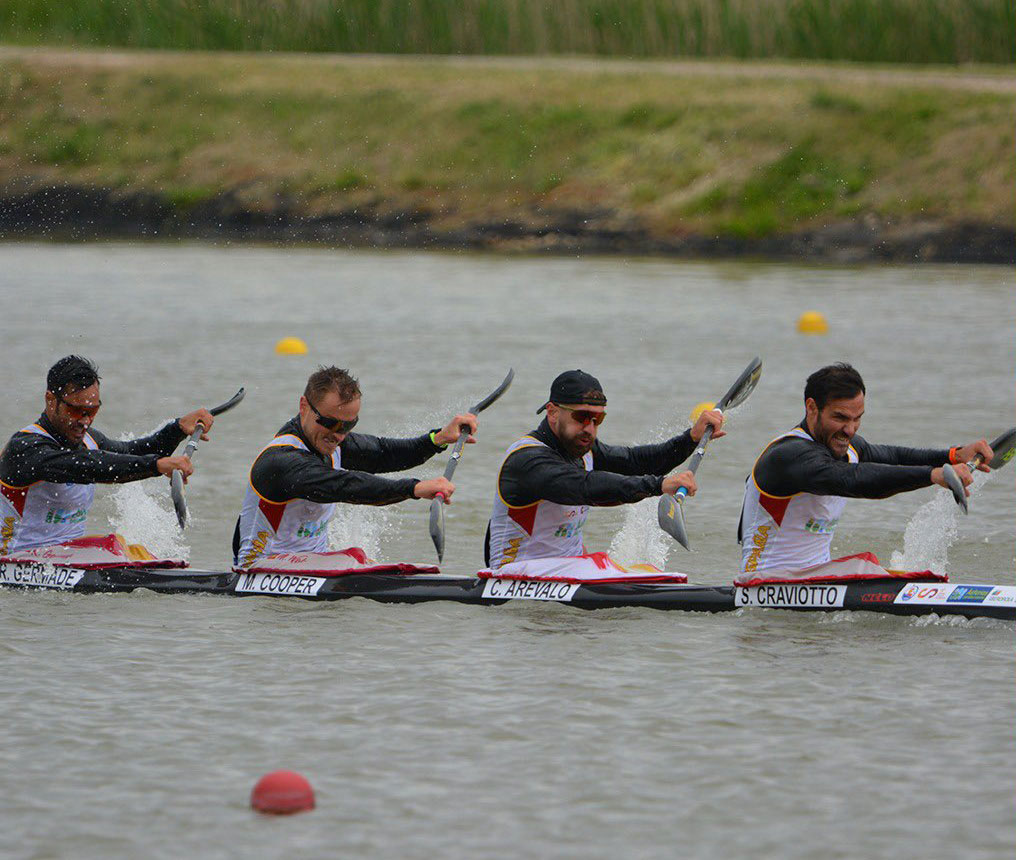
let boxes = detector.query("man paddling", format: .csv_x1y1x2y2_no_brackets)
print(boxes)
0,355,213,554
738,363,993,574
485,370,725,568
233,366,478,569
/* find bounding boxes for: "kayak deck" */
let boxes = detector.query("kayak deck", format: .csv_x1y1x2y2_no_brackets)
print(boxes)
1,561,1013,621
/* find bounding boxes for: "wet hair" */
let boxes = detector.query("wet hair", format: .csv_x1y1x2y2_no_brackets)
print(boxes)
47,355,101,397
304,366,361,405
804,363,865,410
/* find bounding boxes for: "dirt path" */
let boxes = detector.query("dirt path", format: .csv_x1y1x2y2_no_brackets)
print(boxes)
2,45,1013,94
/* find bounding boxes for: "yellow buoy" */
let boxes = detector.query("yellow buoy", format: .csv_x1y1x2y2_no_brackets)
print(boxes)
797,311,828,335
275,336,308,355
689,401,716,422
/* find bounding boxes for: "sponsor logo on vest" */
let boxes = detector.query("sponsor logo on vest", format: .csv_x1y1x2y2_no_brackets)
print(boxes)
743,525,770,572
481,577,580,602
240,530,271,568
803,516,838,535
0,562,84,590
553,517,586,539
296,521,328,539
236,572,325,596
44,508,87,525
736,584,846,608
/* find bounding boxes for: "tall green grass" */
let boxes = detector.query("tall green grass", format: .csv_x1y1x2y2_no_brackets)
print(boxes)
1,0,1012,64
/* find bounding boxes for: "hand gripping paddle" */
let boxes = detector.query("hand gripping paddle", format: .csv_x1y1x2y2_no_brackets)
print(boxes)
429,369,514,562
657,357,762,550
942,425,1016,514
171,387,246,528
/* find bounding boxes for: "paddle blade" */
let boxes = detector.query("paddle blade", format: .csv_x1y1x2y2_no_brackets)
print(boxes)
429,498,445,561
657,493,690,550
170,470,188,528
942,464,968,514
718,356,763,411
987,427,1016,470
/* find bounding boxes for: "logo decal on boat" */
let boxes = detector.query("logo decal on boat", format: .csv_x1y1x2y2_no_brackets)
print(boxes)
735,584,846,608
481,578,580,602
236,572,325,596
0,562,84,590
946,585,992,604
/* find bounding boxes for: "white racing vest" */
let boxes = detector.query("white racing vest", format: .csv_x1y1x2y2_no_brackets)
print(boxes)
235,433,341,569
487,436,593,569
0,424,99,554
740,426,859,574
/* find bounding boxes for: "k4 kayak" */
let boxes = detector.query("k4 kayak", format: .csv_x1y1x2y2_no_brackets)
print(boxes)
1,561,1013,621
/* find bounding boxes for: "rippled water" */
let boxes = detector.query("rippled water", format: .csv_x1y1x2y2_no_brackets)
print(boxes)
1,244,1013,859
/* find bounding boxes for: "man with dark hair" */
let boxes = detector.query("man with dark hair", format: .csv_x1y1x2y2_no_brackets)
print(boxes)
485,369,725,568
0,356,215,554
738,362,993,574
233,366,478,569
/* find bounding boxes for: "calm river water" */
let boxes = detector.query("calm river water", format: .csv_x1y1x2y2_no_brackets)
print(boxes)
0,243,1013,859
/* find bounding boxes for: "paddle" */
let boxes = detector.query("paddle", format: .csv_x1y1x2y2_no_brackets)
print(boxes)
429,369,514,562
657,357,763,550
171,388,246,528
942,425,1016,514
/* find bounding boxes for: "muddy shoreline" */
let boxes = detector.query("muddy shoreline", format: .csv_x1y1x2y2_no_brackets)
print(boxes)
1,185,1011,264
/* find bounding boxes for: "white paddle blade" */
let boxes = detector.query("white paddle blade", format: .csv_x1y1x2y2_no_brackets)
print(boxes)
429,498,445,561
657,493,690,550
170,470,188,528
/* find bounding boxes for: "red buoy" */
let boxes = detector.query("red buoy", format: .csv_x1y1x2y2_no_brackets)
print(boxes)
250,770,315,814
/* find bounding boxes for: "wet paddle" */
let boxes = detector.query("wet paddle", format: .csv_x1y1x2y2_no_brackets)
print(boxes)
429,369,514,562
171,387,246,528
943,426,1016,514
657,357,763,550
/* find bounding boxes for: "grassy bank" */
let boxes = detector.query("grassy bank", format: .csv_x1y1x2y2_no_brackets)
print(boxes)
1,0,1013,65
0,49,1013,246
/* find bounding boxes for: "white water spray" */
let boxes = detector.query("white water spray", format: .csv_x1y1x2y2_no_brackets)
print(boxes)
889,471,992,572
108,482,190,561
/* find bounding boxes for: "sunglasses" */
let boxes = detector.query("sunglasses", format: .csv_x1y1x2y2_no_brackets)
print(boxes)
555,405,606,426
307,399,359,434
53,392,101,420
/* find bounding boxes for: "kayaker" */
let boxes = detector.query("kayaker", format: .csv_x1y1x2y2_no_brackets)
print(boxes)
738,362,993,574
233,365,477,569
0,355,213,554
485,369,725,568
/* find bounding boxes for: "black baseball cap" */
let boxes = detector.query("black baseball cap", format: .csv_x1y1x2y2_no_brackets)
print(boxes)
537,370,607,414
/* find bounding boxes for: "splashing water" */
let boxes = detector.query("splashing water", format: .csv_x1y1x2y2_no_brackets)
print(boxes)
889,471,992,572
327,504,394,562
606,402,753,571
608,498,671,569
108,482,190,561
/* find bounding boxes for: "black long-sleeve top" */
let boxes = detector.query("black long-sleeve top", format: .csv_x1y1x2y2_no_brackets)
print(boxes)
753,421,950,500
497,419,698,508
247,416,445,506
0,414,185,486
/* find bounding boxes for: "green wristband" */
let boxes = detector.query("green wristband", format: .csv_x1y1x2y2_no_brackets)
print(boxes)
430,430,448,449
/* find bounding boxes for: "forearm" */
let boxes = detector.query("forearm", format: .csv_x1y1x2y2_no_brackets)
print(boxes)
252,448,419,505
500,451,662,507
340,431,441,473
91,421,185,457
593,431,696,476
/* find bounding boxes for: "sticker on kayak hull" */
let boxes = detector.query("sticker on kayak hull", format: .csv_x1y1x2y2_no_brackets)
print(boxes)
0,562,84,590
895,583,1013,606
481,578,580,602
235,572,325,596
736,584,846,608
